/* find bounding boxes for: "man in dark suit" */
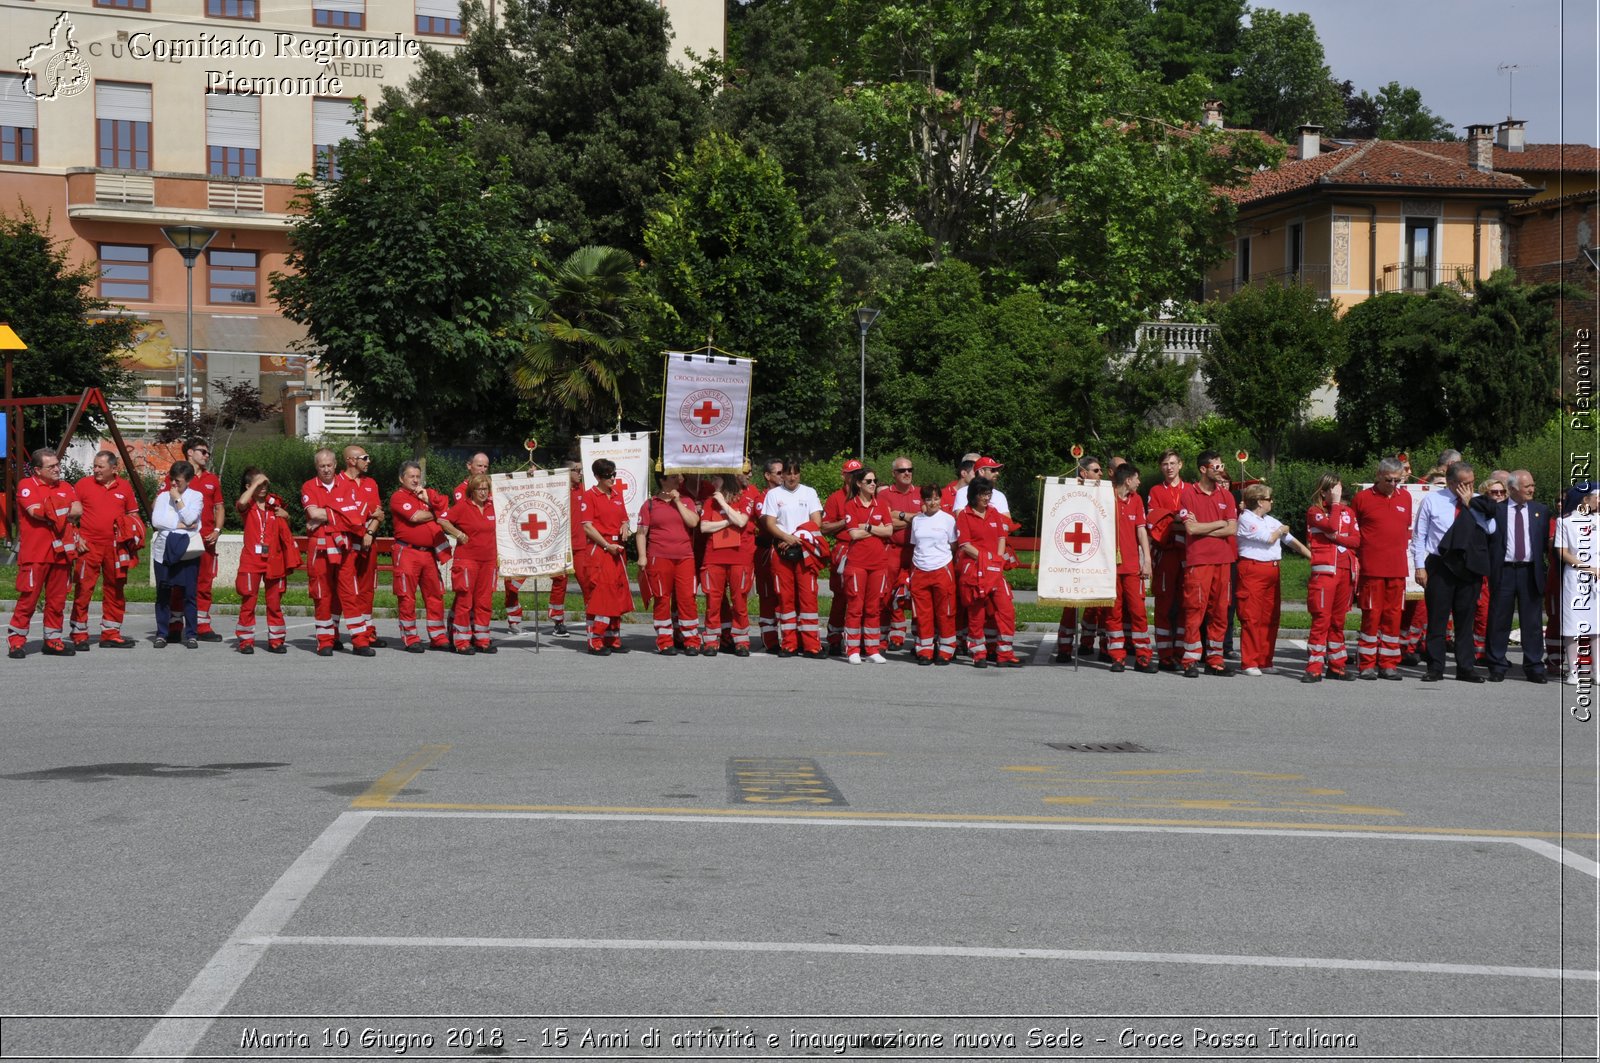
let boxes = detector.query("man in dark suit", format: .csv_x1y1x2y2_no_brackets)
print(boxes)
1421,462,1497,683
1486,469,1551,683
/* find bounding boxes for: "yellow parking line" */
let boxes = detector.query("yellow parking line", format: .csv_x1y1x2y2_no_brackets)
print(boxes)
352,744,452,808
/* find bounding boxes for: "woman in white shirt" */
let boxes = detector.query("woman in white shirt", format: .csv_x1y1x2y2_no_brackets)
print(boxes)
151,460,205,648
1234,482,1311,676
908,485,959,665
1556,485,1600,685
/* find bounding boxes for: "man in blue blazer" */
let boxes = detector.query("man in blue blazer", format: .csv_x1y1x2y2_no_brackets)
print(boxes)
1486,469,1551,683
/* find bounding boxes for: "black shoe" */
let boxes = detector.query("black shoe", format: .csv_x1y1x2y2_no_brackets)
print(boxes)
183,638,199,649
1109,661,1126,673
369,637,390,649
350,645,374,657
316,645,333,657
733,646,750,658
933,657,950,666
776,647,795,658
552,622,569,637
1052,652,1073,664
266,644,287,654
452,645,475,656
916,656,933,666
610,644,630,654
1527,673,1549,684
588,646,610,656
238,644,255,655
1000,659,1022,668
1487,672,1506,683
1400,652,1420,666
331,641,346,654
1456,672,1485,684
99,637,136,649
196,631,223,643
802,649,827,660
658,647,680,656
683,646,700,657
1096,651,1114,664
972,658,987,669
476,644,497,654
1300,672,1323,683
1421,671,1445,682
1206,664,1236,678
1358,670,1378,681
1327,670,1354,682
406,643,426,654
1159,661,1179,673
42,641,76,657
1182,665,1199,678
701,646,718,657
71,640,91,653
1378,669,1402,681
8,647,25,659
153,637,168,649
1135,660,1159,674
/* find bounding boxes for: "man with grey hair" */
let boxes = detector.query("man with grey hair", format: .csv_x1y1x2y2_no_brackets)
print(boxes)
1350,455,1413,678
1485,469,1551,683
1413,461,1496,681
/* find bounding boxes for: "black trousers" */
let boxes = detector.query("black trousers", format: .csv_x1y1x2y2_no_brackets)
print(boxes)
1425,554,1481,676
1486,563,1546,676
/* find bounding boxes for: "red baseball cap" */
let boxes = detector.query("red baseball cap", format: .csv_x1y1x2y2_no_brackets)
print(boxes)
842,459,864,473
974,456,1004,470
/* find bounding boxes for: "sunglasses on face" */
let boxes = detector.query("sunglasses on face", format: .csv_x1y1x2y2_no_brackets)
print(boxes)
894,467,913,474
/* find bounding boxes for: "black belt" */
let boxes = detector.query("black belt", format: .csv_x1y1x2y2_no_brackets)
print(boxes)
1505,561,1531,567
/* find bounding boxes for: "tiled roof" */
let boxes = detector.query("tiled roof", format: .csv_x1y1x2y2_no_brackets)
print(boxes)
1226,139,1538,205
1389,140,1600,173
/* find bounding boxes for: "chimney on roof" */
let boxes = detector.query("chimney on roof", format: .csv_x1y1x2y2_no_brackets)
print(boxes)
1202,100,1224,129
1496,119,1526,152
1297,124,1322,160
1467,124,1494,171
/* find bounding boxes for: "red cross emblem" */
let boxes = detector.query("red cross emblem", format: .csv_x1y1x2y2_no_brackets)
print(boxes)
1062,521,1093,554
521,513,548,541
692,400,722,425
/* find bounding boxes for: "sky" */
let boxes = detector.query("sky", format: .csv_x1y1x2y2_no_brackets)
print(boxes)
1274,0,1599,144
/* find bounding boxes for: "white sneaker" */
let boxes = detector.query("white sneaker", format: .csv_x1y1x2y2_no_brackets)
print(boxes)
1243,667,1263,677
507,622,520,635
1565,672,1582,686
868,653,888,664
848,653,863,665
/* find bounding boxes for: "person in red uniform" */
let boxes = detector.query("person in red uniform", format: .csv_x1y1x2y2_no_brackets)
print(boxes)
452,452,529,633
8,448,81,658
1056,455,1111,662
839,467,895,664
390,460,458,652
339,445,386,648
1302,472,1361,682
877,456,921,651
699,473,757,656
908,486,958,664
579,458,636,654
234,467,297,654
1350,457,1413,680
1146,448,1188,670
753,458,783,651
820,460,859,654
763,459,826,657
301,446,368,656
546,461,584,637
1106,462,1156,673
637,472,702,654
955,478,1020,667
70,450,140,649
445,473,499,654
1177,450,1237,677
162,437,224,641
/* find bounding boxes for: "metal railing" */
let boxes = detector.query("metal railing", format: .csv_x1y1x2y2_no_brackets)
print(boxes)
1205,265,1331,302
1378,262,1475,294
108,397,198,435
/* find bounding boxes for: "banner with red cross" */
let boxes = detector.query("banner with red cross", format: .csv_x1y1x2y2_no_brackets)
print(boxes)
579,432,652,525
1035,476,1116,608
490,469,571,579
660,351,753,475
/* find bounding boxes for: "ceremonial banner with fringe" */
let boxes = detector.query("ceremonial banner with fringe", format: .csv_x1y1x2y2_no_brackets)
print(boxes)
580,431,652,524
1036,477,1117,607
660,351,753,475
492,470,570,579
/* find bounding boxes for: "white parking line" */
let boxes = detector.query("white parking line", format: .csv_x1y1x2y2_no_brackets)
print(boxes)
263,933,1594,982
129,811,374,1061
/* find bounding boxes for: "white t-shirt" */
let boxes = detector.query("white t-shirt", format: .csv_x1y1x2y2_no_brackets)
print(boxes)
762,484,823,536
952,483,1009,514
1236,509,1296,562
909,510,959,571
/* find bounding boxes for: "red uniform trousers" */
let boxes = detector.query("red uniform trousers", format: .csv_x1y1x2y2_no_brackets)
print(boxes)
349,544,379,642
1402,598,1426,655
1356,575,1406,673
9,562,70,649
1234,558,1281,671
702,561,753,650
235,571,286,649
1474,579,1489,661
547,572,567,625
307,551,367,649
1180,563,1230,669
1107,572,1153,666
169,548,220,634
773,549,821,653
881,564,913,649
503,578,526,627
394,544,447,647
645,555,701,650
826,566,847,651
844,564,890,656
1305,568,1354,676
70,541,128,642
1152,548,1185,665
754,545,779,650
581,545,630,650
451,557,496,649
910,567,957,662
1057,606,1108,657
959,580,1018,664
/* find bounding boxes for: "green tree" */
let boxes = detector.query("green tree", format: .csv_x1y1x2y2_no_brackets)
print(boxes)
1338,80,1456,141
643,132,844,456
0,210,136,450
389,0,708,257
511,245,643,442
1335,292,1439,458
1201,280,1344,470
1230,8,1343,139
272,110,531,458
1125,0,1247,92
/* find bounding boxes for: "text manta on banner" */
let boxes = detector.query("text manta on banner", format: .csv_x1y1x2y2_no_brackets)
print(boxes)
660,352,753,475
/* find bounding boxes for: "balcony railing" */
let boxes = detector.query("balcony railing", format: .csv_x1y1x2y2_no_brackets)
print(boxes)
207,181,266,213
109,397,198,435
1205,265,1330,302
1133,321,1216,360
297,400,398,440
94,172,156,206
1378,262,1476,294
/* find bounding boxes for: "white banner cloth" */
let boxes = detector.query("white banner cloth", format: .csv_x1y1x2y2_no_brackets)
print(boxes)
491,470,571,579
580,432,652,524
660,352,753,474
1036,477,1117,607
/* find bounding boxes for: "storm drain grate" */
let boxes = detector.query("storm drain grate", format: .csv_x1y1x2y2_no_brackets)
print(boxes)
1045,741,1153,753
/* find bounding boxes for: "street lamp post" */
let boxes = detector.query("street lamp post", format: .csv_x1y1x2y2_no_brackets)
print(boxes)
161,225,217,418
854,307,880,460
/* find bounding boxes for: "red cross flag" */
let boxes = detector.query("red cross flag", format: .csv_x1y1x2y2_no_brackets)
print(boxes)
1035,476,1116,608
660,351,754,475
579,432,652,524
491,469,571,579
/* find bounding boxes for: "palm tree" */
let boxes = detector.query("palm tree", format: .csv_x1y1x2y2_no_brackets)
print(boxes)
510,245,641,439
